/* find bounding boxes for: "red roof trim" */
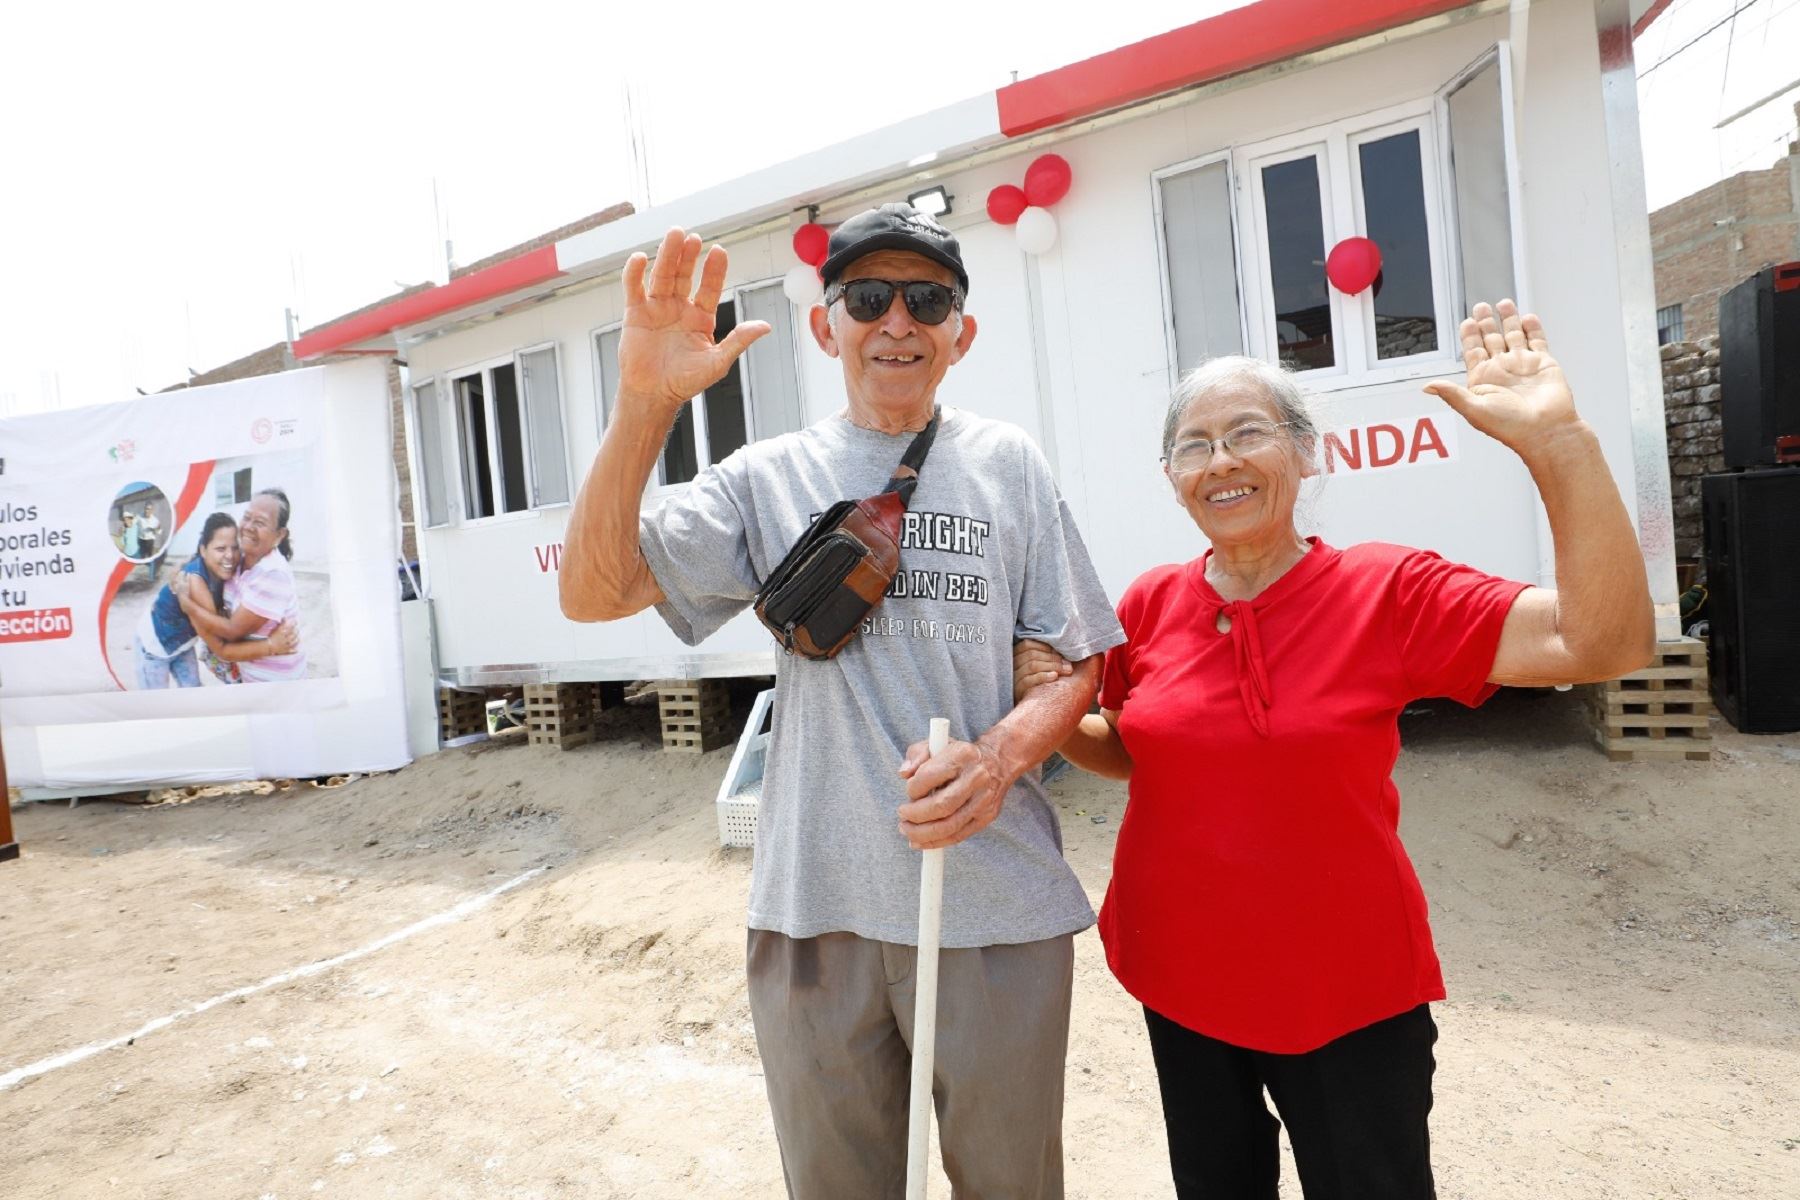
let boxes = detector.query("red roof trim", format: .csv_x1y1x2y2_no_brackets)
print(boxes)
1632,0,1674,38
292,245,563,360
996,0,1474,137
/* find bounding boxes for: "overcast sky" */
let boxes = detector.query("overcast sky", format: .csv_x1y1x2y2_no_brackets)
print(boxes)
2,0,1794,416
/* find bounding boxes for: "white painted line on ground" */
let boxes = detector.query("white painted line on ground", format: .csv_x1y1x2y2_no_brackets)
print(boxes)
0,867,546,1092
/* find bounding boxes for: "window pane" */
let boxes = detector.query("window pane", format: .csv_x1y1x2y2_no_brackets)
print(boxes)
1359,129,1438,360
491,363,529,513
233,466,254,504
1657,304,1684,345
1261,156,1334,371
411,381,450,528
1446,59,1516,313
661,404,700,485
1160,159,1243,371
454,373,494,519
739,283,805,439
519,346,569,506
595,327,622,430
703,300,749,464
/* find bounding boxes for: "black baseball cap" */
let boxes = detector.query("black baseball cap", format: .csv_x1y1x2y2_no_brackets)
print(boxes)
820,203,970,296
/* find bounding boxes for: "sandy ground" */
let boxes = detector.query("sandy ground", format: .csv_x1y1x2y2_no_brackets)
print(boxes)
3,687,1797,1199
105,564,337,687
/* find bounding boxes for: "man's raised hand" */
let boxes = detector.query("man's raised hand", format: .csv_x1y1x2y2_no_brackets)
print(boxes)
617,228,771,417
1424,299,1580,455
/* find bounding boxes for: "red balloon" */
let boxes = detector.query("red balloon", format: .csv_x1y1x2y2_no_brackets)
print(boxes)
793,223,830,266
1325,237,1383,295
987,184,1028,226
1023,154,1072,208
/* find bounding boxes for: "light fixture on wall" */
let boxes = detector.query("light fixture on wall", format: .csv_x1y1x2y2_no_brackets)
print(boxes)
907,185,951,217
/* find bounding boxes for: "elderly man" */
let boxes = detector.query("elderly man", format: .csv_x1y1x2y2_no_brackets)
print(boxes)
560,203,1122,1198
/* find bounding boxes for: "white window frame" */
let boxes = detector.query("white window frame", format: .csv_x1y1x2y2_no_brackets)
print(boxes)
1150,149,1251,392
1239,136,1345,381
439,342,569,528
591,320,621,440
1232,97,1461,390
403,374,450,533
592,276,796,501
1434,44,1528,319
1345,113,1455,374
515,339,572,511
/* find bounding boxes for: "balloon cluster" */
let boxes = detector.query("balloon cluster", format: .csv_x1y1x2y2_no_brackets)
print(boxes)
986,153,1072,255
783,222,831,306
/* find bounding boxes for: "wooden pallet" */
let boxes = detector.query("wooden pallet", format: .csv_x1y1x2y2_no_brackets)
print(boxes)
524,683,599,750
1585,638,1712,762
438,687,488,743
658,679,731,752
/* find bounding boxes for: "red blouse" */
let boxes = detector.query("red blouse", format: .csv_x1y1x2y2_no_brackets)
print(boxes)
1097,539,1528,1053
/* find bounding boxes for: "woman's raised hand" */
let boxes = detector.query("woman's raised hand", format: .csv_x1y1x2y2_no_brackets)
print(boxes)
1424,300,1580,454
1013,638,1073,704
617,228,771,418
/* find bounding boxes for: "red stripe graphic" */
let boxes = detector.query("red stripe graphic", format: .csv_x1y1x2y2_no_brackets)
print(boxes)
97,460,216,690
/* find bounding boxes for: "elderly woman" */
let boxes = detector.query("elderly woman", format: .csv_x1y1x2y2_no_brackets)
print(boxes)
1014,301,1652,1199
177,489,307,683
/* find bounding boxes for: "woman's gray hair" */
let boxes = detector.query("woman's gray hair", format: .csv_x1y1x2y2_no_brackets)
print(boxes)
1161,355,1320,459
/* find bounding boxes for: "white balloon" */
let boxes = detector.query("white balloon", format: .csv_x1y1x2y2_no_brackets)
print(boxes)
1015,206,1059,255
783,264,823,307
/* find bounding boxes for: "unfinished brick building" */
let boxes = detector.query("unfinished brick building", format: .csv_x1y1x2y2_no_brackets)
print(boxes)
1649,100,1800,344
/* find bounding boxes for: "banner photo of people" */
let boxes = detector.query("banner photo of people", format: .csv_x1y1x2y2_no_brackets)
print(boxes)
0,374,343,723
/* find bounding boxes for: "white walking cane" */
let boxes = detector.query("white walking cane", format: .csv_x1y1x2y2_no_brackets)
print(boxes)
905,717,951,1200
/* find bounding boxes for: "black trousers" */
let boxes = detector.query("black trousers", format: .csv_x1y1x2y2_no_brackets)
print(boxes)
1143,1003,1438,1200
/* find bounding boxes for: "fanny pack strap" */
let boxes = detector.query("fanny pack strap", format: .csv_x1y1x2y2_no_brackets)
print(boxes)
881,408,940,505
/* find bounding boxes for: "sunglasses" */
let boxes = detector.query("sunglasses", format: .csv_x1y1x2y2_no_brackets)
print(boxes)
826,278,963,326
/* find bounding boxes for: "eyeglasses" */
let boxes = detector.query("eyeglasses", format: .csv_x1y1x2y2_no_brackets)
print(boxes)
1162,421,1292,474
825,278,962,326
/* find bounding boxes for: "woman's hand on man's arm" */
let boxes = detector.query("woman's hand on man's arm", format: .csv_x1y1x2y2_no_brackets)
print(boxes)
1012,639,1134,781
895,653,1102,849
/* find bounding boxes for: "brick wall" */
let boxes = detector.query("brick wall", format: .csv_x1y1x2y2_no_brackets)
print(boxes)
1660,336,1721,564
1649,102,1800,343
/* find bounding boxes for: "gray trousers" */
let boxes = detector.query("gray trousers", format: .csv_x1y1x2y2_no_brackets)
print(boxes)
746,929,1075,1200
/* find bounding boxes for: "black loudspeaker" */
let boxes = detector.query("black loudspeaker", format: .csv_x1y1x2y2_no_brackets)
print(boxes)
1702,469,1800,732
1718,262,1800,469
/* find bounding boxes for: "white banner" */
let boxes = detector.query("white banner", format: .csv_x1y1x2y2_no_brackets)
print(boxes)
0,372,346,723
1,362,412,787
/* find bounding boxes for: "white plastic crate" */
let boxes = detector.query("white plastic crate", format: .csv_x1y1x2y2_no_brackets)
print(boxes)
718,777,762,849
715,688,773,849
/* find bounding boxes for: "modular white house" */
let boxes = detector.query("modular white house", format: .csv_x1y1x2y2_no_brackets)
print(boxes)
295,0,1681,696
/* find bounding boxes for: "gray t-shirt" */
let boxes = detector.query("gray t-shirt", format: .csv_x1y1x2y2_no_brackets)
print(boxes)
640,407,1124,948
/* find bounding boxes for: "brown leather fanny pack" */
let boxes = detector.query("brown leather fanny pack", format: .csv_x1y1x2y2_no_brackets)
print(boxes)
754,411,938,660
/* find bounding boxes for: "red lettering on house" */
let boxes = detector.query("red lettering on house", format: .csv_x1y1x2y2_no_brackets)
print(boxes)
1322,415,1458,475
1408,417,1448,463
1368,424,1405,467
1324,429,1362,472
